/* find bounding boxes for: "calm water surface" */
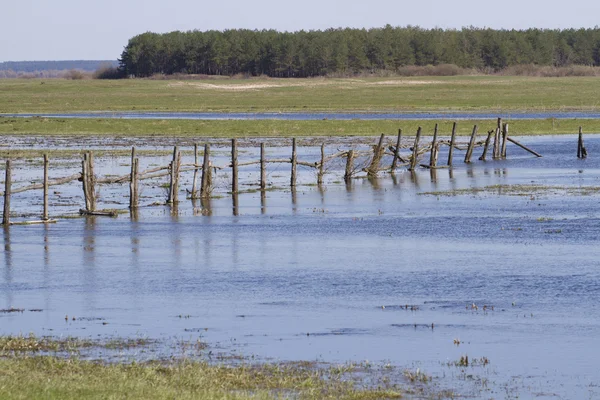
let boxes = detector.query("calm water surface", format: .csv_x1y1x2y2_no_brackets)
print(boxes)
1,135,600,398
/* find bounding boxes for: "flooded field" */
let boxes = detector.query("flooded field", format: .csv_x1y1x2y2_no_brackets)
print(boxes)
1,134,600,398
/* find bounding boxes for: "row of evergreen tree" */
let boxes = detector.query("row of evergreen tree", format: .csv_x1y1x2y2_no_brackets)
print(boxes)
118,26,600,77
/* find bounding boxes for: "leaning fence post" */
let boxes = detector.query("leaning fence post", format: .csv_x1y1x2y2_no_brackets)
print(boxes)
231,138,238,193
290,138,297,187
2,160,11,226
192,143,199,198
464,125,478,163
367,133,385,177
391,128,403,171
479,130,494,161
448,122,457,166
409,127,422,171
43,154,49,220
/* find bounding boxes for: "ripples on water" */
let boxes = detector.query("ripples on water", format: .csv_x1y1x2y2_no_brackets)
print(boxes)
1,135,600,398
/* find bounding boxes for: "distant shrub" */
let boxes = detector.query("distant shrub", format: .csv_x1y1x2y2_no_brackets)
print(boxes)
498,64,600,77
64,69,86,80
395,64,475,77
93,65,125,79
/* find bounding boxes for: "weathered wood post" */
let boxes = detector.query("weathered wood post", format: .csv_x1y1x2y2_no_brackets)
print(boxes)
367,133,385,177
429,124,438,168
167,146,179,204
290,138,297,187
192,143,199,198
344,150,354,182
501,123,508,158
132,158,139,208
129,147,137,209
89,152,96,211
2,160,11,226
448,122,457,167
231,138,238,193
201,144,211,198
577,127,582,158
43,154,49,220
578,127,587,159
493,118,502,159
479,130,494,161
82,152,96,212
391,128,403,171
464,125,478,163
506,137,543,157
317,143,325,184
260,143,266,190
409,127,422,171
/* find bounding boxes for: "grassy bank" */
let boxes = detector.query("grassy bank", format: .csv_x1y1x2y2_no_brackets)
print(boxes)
0,356,406,400
0,116,595,137
0,334,406,399
1,76,600,114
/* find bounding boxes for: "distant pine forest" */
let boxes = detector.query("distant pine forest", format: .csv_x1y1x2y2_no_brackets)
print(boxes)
118,26,600,77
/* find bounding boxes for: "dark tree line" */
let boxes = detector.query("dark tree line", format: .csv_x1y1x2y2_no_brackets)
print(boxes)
118,26,600,77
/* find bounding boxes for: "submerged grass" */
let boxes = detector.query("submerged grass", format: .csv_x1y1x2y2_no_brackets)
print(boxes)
0,335,411,399
0,356,404,400
0,334,152,354
419,184,600,197
0,116,597,138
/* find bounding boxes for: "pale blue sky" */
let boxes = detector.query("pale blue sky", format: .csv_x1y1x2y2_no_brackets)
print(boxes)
2,0,599,62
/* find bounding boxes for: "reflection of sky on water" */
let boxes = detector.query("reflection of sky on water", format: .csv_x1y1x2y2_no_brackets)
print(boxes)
1,135,600,398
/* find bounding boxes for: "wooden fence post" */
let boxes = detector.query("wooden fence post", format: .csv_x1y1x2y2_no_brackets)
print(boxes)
493,118,502,159
479,130,494,161
317,143,325,184
409,127,422,171
391,128,403,171
464,125,478,163
43,154,49,220
231,138,238,193
448,122,457,166
290,138,297,187
192,143,199,198
367,133,385,177
201,144,211,198
344,150,354,182
129,147,136,208
501,123,508,158
578,127,587,159
2,160,11,226
429,124,438,168
260,143,266,190
133,158,139,208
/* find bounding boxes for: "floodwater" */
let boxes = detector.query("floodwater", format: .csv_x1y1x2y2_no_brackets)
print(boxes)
4,111,600,120
1,134,600,398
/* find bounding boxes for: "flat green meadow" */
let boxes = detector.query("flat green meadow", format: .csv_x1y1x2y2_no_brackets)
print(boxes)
1,76,599,137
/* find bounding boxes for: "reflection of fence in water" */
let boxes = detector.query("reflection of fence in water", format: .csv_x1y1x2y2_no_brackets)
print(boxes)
1,119,548,226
